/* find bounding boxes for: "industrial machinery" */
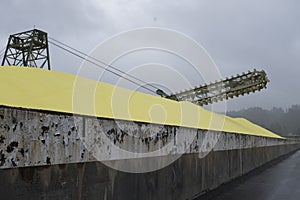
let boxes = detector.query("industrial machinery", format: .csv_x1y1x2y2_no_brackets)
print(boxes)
1,29,50,70
156,69,270,106
1,29,270,107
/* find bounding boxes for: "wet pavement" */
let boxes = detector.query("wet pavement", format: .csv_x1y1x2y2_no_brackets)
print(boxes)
207,150,300,200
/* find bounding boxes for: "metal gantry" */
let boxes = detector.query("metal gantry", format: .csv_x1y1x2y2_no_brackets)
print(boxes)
157,69,270,106
1,29,50,70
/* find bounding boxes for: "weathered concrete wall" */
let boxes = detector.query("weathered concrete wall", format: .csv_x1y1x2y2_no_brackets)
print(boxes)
0,106,299,199
0,145,299,200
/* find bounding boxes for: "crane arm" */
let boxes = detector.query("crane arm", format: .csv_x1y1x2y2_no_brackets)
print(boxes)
156,69,270,106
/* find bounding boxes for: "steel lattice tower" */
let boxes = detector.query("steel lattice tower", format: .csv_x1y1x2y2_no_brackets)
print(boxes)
1,29,50,70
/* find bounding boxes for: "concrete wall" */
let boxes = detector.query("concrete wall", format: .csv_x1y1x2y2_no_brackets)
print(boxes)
0,106,299,199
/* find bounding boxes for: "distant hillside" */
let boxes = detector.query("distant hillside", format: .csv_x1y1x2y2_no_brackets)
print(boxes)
227,105,300,136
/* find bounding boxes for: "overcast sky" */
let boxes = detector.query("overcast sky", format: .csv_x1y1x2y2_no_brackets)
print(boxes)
0,0,299,111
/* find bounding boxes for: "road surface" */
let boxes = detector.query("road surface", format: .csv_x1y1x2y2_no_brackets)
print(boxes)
206,150,300,200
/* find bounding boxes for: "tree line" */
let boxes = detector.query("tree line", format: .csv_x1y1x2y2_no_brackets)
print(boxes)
227,105,300,136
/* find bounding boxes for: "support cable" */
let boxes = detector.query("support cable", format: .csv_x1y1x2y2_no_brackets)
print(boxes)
48,37,162,92
0,47,6,61
49,41,158,94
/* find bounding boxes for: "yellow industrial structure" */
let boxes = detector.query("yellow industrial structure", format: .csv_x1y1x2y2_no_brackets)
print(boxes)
0,66,281,138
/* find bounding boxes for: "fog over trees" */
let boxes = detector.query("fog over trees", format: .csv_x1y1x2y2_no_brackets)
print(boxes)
227,105,300,136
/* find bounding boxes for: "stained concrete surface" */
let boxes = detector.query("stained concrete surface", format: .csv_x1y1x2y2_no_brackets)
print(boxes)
1,146,299,200
1,106,300,199
1,106,294,169
209,150,300,200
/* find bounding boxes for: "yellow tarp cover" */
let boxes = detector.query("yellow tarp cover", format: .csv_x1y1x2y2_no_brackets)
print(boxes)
0,66,282,139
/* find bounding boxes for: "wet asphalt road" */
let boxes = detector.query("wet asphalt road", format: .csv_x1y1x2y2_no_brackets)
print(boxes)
208,150,300,200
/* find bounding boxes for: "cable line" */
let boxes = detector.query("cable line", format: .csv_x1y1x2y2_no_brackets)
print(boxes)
49,40,158,94
48,37,161,92
0,47,6,60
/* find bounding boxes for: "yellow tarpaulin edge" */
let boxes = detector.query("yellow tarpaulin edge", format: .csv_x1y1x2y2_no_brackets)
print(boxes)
0,66,283,139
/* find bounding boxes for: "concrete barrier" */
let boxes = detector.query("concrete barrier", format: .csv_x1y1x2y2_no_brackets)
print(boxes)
0,106,299,199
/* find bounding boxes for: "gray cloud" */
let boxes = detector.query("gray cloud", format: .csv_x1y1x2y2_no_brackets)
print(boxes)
0,0,299,110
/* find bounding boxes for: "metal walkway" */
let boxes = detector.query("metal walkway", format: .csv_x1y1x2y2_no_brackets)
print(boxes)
209,150,300,200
